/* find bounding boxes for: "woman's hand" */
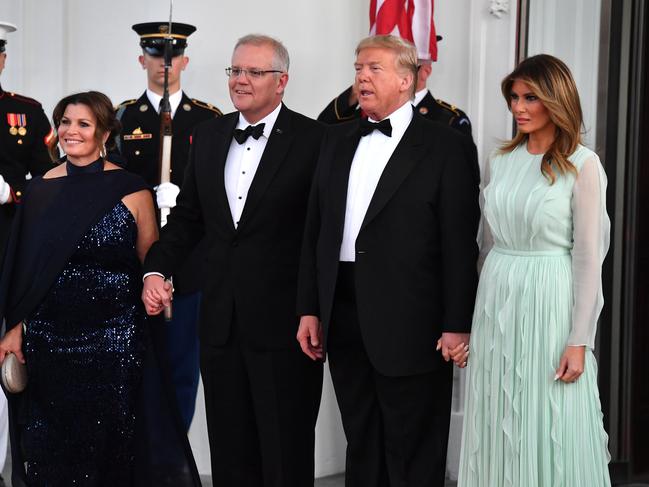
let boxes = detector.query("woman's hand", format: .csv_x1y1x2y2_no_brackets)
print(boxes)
555,345,586,383
0,323,25,364
142,275,173,316
436,333,470,368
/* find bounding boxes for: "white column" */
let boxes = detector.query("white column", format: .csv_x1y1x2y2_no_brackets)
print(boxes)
445,0,519,481
527,0,601,148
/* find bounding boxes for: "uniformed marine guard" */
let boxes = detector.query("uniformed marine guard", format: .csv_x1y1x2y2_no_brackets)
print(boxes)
317,36,473,138
116,21,222,431
0,22,54,252
0,20,54,487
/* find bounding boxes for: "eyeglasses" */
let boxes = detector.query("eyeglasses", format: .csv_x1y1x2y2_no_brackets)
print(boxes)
225,67,284,79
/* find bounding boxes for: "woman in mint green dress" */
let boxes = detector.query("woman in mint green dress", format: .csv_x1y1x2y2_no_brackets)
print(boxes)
457,55,611,486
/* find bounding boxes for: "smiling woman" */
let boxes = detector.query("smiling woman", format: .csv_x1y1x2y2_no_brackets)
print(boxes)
57,104,105,163
0,90,202,486
48,91,119,165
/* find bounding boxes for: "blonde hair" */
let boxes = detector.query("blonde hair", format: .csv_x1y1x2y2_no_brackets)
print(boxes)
355,35,418,98
500,54,583,184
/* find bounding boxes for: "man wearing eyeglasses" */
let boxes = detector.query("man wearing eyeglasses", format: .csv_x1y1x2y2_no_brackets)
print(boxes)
114,21,222,433
141,34,324,486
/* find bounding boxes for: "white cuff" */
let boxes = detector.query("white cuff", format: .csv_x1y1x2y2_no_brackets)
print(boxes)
143,272,165,283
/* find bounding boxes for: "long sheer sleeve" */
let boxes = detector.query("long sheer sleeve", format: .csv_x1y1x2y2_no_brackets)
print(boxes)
477,154,494,273
568,154,610,349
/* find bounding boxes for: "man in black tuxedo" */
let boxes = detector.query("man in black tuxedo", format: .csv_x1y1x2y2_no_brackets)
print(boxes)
142,35,324,486
297,35,479,486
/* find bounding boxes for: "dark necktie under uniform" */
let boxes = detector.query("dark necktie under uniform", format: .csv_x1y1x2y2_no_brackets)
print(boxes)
359,118,392,137
233,124,266,144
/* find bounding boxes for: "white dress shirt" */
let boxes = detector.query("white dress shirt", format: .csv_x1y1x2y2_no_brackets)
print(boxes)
224,103,282,228
146,88,183,118
339,101,414,261
413,88,428,108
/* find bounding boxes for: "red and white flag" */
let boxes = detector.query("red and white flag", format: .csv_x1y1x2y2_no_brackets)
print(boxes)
369,0,438,61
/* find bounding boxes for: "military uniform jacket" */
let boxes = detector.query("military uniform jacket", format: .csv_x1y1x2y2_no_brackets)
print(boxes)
317,85,473,139
0,85,54,252
116,91,222,293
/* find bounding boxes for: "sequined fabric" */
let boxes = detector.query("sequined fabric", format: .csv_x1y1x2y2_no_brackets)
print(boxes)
22,201,145,486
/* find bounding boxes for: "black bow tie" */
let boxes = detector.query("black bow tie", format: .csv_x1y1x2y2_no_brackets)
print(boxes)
233,124,266,144
359,118,392,137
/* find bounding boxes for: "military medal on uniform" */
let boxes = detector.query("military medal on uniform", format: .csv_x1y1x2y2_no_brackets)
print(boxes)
123,126,153,140
7,113,27,136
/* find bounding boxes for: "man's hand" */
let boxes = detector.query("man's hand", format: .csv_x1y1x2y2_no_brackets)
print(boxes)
142,274,173,315
555,345,586,383
436,332,470,368
155,182,180,209
0,175,12,205
297,315,324,361
0,323,25,364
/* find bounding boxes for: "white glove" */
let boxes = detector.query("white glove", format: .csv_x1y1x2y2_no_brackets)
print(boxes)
0,175,11,205
155,182,180,209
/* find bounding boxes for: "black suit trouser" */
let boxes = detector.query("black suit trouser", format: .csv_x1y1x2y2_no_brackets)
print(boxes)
200,317,323,487
328,263,453,487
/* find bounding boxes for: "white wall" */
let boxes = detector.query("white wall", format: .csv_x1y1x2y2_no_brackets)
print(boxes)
0,0,521,479
0,1,495,131
527,0,602,150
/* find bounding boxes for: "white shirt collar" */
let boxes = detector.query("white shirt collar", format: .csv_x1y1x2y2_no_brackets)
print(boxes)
237,102,283,139
412,88,428,107
146,88,183,118
368,100,413,135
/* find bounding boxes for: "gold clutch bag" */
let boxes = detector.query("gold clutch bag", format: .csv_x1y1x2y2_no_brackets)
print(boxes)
1,352,28,393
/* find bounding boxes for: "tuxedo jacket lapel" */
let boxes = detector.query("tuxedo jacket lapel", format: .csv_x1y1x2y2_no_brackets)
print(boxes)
237,105,295,230
361,114,425,230
330,123,361,238
209,112,239,232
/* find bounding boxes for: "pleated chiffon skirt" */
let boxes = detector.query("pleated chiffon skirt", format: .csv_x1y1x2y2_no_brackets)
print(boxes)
457,248,611,487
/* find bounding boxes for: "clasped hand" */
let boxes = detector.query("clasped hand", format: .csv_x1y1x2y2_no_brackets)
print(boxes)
142,275,173,315
436,332,470,368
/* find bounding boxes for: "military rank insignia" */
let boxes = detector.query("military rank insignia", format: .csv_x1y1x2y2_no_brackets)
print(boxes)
7,113,27,136
123,126,153,141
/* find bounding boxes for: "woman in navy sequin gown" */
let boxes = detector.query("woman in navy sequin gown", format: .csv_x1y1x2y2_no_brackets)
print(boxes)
0,92,200,486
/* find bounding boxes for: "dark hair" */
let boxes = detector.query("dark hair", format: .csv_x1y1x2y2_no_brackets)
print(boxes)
48,91,121,162
500,54,582,184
